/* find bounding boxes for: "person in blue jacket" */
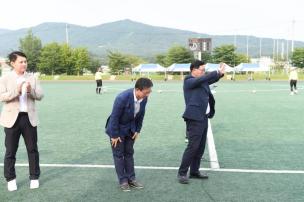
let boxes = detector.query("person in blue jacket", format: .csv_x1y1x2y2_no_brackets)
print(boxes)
177,60,225,184
105,78,153,191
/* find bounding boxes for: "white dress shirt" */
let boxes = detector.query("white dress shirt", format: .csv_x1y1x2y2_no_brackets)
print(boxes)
15,71,28,112
133,90,143,117
206,70,220,115
205,103,210,115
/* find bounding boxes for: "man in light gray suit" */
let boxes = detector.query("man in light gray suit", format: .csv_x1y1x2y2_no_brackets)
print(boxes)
0,51,43,191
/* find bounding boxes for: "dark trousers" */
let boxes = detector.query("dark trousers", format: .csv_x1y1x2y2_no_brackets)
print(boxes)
4,112,40,182
178,118,208,176
96,80,102,94
111,135,135,184
290,80,297,91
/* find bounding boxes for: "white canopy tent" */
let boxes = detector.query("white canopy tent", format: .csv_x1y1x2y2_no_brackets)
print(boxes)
167,63,190,72
166,63,191,80
132,64,166,73
235,63,271,80
205,63,235,73
132,64,167,79
235,63,270,72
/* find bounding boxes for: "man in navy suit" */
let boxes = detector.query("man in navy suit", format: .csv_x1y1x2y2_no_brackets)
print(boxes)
106,78,153,191
177,60,225,184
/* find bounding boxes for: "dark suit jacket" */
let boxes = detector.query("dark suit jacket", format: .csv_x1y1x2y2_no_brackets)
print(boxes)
105,88,147,138
182,71,222,121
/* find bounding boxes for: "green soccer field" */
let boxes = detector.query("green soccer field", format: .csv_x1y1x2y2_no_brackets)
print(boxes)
1,80,304,202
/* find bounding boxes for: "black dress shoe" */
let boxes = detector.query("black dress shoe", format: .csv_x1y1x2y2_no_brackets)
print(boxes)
177,175,189,184
189,172,209,179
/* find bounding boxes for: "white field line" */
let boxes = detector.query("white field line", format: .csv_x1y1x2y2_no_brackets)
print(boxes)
154,87,304,93
219,87,303,93
207,119,220,169
208,168,304,174
1,164,304,174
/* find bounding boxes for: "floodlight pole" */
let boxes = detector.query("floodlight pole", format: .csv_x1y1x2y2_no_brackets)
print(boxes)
273,39,276,62
259,38,262,58
291,19,295,52
286,40,289,63
281,41,284,60
246,35,249,59
233,32,236,67
65,24,69,45
276,39,279,60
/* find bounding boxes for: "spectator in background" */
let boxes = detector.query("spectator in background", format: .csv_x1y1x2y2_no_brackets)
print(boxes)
289,67,298,95
95,67,103,94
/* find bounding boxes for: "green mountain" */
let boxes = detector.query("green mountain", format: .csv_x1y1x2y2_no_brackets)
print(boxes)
0,19,303,58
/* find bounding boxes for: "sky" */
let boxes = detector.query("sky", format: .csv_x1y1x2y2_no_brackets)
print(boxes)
1,0,304,41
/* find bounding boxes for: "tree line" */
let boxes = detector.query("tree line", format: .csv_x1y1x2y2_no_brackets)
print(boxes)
16,30,304,75
108,45,250,74
19,30,100,75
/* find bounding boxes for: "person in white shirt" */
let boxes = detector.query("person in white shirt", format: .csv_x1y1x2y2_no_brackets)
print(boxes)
289,67,298,95
95,67,103,94
0,51,44,191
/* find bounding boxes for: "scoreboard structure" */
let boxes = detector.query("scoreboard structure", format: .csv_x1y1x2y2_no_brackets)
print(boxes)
188,38,212,60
